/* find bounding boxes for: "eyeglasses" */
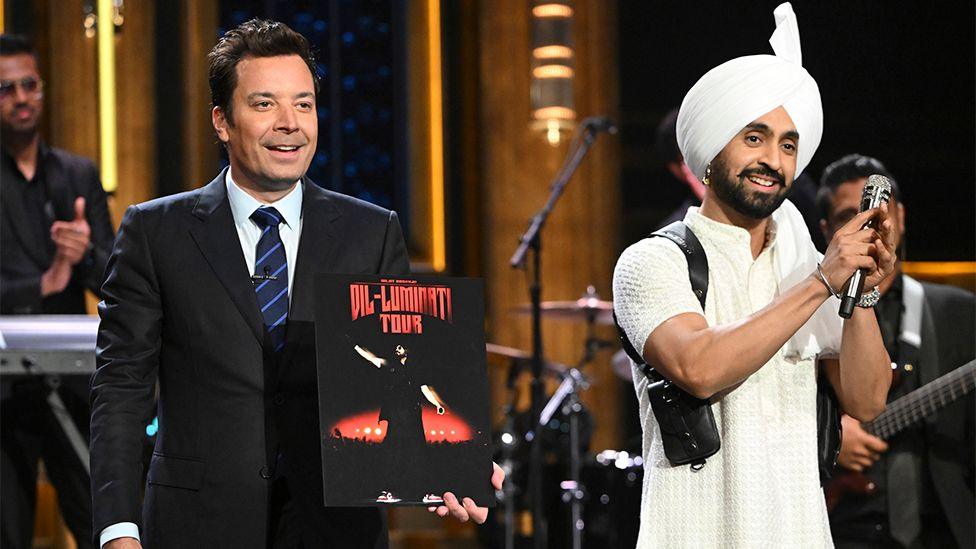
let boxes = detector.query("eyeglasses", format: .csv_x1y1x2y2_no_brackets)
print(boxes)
0,77,44,99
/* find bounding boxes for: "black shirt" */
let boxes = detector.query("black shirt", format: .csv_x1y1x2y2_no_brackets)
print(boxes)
0,141,114,314
3,146,54,258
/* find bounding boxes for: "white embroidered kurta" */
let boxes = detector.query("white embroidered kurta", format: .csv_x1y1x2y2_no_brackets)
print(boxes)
612,208,833,548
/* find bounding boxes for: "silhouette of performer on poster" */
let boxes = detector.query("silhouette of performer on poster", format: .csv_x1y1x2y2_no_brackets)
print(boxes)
353,344,447,503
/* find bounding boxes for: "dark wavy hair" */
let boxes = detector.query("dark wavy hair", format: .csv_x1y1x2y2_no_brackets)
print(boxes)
816,153,901,221
0,34,38,59
208,19,319,124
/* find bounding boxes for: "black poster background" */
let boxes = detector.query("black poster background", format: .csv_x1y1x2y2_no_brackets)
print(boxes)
314,273,493,506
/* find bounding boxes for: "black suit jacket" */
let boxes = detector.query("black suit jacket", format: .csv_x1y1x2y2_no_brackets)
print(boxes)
917,280,975,548
90,170,409,548
1,143,114,314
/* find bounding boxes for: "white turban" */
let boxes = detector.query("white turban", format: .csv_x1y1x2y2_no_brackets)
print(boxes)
676,3,823,181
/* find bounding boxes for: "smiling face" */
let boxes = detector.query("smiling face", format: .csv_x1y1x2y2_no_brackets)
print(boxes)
708,106,799,220
212,54,317,194
0,53,43,137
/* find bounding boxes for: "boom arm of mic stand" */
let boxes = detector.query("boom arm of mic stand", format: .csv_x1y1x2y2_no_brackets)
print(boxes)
510,127,599,269
507,122,607,549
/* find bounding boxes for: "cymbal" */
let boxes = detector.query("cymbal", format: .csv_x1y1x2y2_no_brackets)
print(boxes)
512,297,614,325
486,342,532,360
485,343,566,375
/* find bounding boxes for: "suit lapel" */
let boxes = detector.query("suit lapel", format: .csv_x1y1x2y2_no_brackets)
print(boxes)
277,180,341,373
188,169,265,344
286,179,342,324
916,284,976,549
917,291,939,386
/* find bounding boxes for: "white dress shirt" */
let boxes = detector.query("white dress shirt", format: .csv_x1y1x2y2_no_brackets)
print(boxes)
225,168,304,299
99,169,304,548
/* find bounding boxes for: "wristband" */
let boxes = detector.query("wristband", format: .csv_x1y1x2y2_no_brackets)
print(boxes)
815,263,840,299
856,287,881,308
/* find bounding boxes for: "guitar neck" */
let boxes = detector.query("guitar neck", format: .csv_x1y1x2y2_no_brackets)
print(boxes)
865,359,976,440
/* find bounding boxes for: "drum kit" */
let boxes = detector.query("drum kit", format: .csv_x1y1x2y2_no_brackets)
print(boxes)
483,286,640,549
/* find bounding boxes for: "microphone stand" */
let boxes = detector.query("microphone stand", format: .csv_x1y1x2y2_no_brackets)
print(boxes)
510,118,612,549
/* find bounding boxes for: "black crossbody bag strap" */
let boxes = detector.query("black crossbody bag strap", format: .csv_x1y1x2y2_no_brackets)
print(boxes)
615,222,708,365
655,221,709,308
613,221,720,469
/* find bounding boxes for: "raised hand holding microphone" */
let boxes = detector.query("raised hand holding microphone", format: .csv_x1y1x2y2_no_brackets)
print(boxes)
838,175,893,317
818,179,898,315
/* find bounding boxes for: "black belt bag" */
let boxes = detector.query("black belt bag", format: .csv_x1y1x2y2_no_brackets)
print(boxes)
614,222,719,469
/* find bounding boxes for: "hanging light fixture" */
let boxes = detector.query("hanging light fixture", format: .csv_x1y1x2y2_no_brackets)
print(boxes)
530,1,575,146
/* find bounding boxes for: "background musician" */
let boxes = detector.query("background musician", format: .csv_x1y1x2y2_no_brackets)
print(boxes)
818,153,975,549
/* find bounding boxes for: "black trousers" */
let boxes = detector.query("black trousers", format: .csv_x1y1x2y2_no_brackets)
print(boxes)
267,474,390,549
1,378,93,549
833,512,959,549
267,476,337,549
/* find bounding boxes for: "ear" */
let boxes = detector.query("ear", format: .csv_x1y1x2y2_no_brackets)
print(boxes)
819,219,831,243
212,106,230,143
665,161,684,181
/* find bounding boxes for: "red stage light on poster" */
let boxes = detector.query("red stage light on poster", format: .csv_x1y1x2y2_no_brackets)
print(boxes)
330,408,473,443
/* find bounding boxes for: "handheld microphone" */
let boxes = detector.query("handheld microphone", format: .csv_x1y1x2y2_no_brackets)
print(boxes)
838,174,892,318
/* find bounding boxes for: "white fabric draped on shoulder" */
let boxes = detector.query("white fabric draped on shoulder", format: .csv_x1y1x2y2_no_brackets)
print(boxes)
772,200,843,360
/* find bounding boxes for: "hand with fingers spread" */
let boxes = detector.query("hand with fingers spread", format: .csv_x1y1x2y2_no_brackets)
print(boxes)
819,203,898,295
427,461,505,524
837,414,888,472
50,196,92,266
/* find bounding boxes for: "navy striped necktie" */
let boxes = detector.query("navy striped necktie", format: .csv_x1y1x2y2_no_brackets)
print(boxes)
250,207,288,352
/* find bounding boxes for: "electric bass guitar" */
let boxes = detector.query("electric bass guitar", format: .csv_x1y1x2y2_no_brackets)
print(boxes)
825,359,975,511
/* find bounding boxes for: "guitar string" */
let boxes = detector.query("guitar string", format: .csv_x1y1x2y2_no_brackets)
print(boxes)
887,370,974,421
865,364,974,435
883,368,974,423
869,369,975,437
873,373,974,436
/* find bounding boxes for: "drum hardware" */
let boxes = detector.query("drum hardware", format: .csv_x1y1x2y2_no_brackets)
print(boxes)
518,286,614,549
511,288,615,326
508,119,614,549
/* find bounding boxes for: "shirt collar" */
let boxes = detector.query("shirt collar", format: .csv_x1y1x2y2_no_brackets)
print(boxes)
225,167,303,229
1,138,50,183
683,206,779,252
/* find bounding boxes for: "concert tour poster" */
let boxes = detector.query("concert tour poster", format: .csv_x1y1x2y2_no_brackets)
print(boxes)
314,273,494,507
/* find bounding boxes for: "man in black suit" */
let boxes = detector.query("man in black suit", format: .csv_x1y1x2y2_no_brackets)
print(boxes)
818,154,975,549
91,19,501,549
0,33,113,549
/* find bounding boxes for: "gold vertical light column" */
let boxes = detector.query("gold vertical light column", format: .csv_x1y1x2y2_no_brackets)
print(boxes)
530,1,576,145
427,0,446,271
97,0,118,192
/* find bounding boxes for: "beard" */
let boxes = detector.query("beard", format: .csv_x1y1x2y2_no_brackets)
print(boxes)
709,155,792,220
1,108,40,137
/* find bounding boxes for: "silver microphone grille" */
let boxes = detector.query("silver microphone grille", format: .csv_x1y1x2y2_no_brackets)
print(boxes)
865,174,892,205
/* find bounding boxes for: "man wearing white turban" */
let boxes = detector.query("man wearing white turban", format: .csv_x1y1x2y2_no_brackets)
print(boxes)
613,4,897,547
